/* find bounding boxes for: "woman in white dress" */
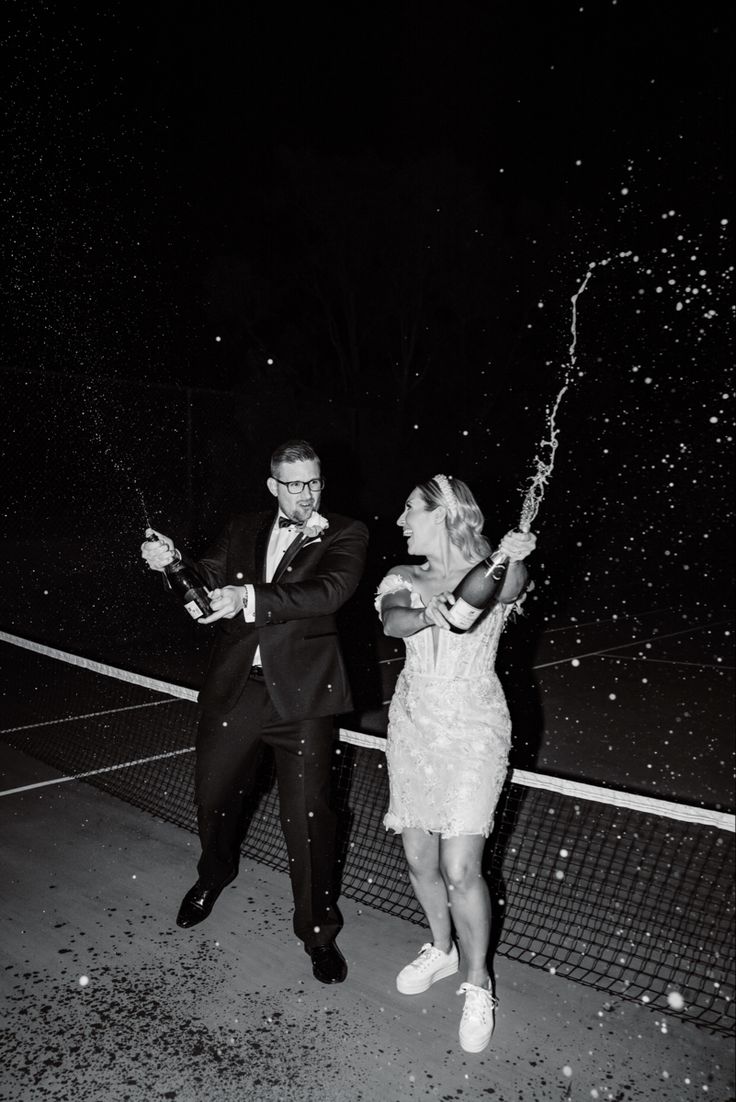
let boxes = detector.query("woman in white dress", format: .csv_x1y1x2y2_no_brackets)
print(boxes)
375,474,536,1053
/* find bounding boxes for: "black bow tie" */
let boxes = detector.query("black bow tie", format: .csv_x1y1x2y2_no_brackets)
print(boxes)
278,516,303,529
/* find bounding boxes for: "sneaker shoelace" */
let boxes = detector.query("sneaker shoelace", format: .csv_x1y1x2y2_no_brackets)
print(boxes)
457,982,499,1024
412,943,445,968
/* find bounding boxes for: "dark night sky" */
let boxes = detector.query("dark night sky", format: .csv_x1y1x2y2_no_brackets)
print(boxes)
3,1,732,378
1,1,734,613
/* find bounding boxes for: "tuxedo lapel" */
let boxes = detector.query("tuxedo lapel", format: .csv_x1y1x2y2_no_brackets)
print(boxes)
272,531,305,583
255,514,274,582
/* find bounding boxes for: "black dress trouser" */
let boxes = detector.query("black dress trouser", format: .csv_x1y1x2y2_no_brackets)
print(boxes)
194,674,341,950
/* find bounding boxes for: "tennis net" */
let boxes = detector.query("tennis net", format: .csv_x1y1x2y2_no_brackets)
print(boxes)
1,630,733,1035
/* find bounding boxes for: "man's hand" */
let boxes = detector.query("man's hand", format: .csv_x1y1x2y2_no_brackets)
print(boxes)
141,529,177,571
198,586,246,624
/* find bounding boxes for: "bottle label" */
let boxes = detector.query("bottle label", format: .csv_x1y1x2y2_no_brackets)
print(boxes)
184,600,204,620
446,597,483,630
484,562,507,581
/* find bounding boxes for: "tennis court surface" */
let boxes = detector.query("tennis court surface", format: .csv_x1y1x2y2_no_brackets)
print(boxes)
0,601,733,1101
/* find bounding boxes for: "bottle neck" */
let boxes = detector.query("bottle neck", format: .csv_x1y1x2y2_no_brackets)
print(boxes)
488,548,509,567
483,549,509,578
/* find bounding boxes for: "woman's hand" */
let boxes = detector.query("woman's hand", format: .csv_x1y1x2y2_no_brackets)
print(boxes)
422,591,456,631
498,530,537,562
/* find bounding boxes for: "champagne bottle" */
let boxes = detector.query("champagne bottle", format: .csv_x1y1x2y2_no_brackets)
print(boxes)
445,550,509,633
145,534,212,620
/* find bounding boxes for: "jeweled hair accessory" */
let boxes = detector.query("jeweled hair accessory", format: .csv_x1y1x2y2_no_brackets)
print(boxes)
434,473,458,516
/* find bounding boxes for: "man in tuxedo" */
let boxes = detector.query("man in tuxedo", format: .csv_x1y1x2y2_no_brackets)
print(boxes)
141,439,368,984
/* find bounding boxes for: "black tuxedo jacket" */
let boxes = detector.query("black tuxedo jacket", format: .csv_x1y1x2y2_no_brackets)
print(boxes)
192,511,369,721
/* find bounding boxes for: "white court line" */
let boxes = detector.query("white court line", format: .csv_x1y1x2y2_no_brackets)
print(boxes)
375,607,692,662
0,746,195,797
382,618,734,674
596,654,734,671
4,730,733,833
541,606,681,634
533,618,734,670
2,628,733,829
2,723,732,834
0,697,181,735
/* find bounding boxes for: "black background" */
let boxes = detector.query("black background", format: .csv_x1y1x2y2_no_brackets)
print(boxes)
1,1,734,613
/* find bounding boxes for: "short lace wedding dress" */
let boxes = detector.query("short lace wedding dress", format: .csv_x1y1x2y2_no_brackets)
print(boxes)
375,573,512,838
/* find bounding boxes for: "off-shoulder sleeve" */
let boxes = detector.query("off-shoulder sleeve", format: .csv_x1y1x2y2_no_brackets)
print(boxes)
374,573,414,618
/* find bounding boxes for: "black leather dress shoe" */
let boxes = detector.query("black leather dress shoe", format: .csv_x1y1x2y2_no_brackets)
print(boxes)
308,941,348,984
176,875,236,929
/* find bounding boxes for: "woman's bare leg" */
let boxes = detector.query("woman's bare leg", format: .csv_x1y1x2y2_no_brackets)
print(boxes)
439,834,491,986
401,828,452,952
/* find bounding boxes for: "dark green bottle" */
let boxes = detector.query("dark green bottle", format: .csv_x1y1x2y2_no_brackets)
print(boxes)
145,534,212,620
445,551,508,633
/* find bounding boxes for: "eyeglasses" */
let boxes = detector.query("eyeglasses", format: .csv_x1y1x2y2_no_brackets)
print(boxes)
273,477,325,495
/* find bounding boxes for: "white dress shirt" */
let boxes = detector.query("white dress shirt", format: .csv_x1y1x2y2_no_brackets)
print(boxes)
247,515,302,667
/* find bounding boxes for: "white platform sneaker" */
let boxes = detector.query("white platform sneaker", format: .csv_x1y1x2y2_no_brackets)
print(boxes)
396,943,459,994
457,982,498,1053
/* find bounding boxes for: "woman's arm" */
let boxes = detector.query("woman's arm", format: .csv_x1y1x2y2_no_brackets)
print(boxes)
381,589,431,638
381,583,459,636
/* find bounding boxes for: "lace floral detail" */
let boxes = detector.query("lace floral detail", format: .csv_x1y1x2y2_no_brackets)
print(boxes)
376,570,511,839
374,573,418,617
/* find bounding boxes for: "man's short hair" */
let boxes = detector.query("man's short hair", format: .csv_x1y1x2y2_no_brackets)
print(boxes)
270,439,321,476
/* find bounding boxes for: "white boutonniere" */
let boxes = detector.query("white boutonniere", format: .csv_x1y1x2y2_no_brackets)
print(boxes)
302,512,329,540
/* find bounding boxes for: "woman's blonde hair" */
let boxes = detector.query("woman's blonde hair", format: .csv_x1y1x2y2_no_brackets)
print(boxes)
417,475,491,562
